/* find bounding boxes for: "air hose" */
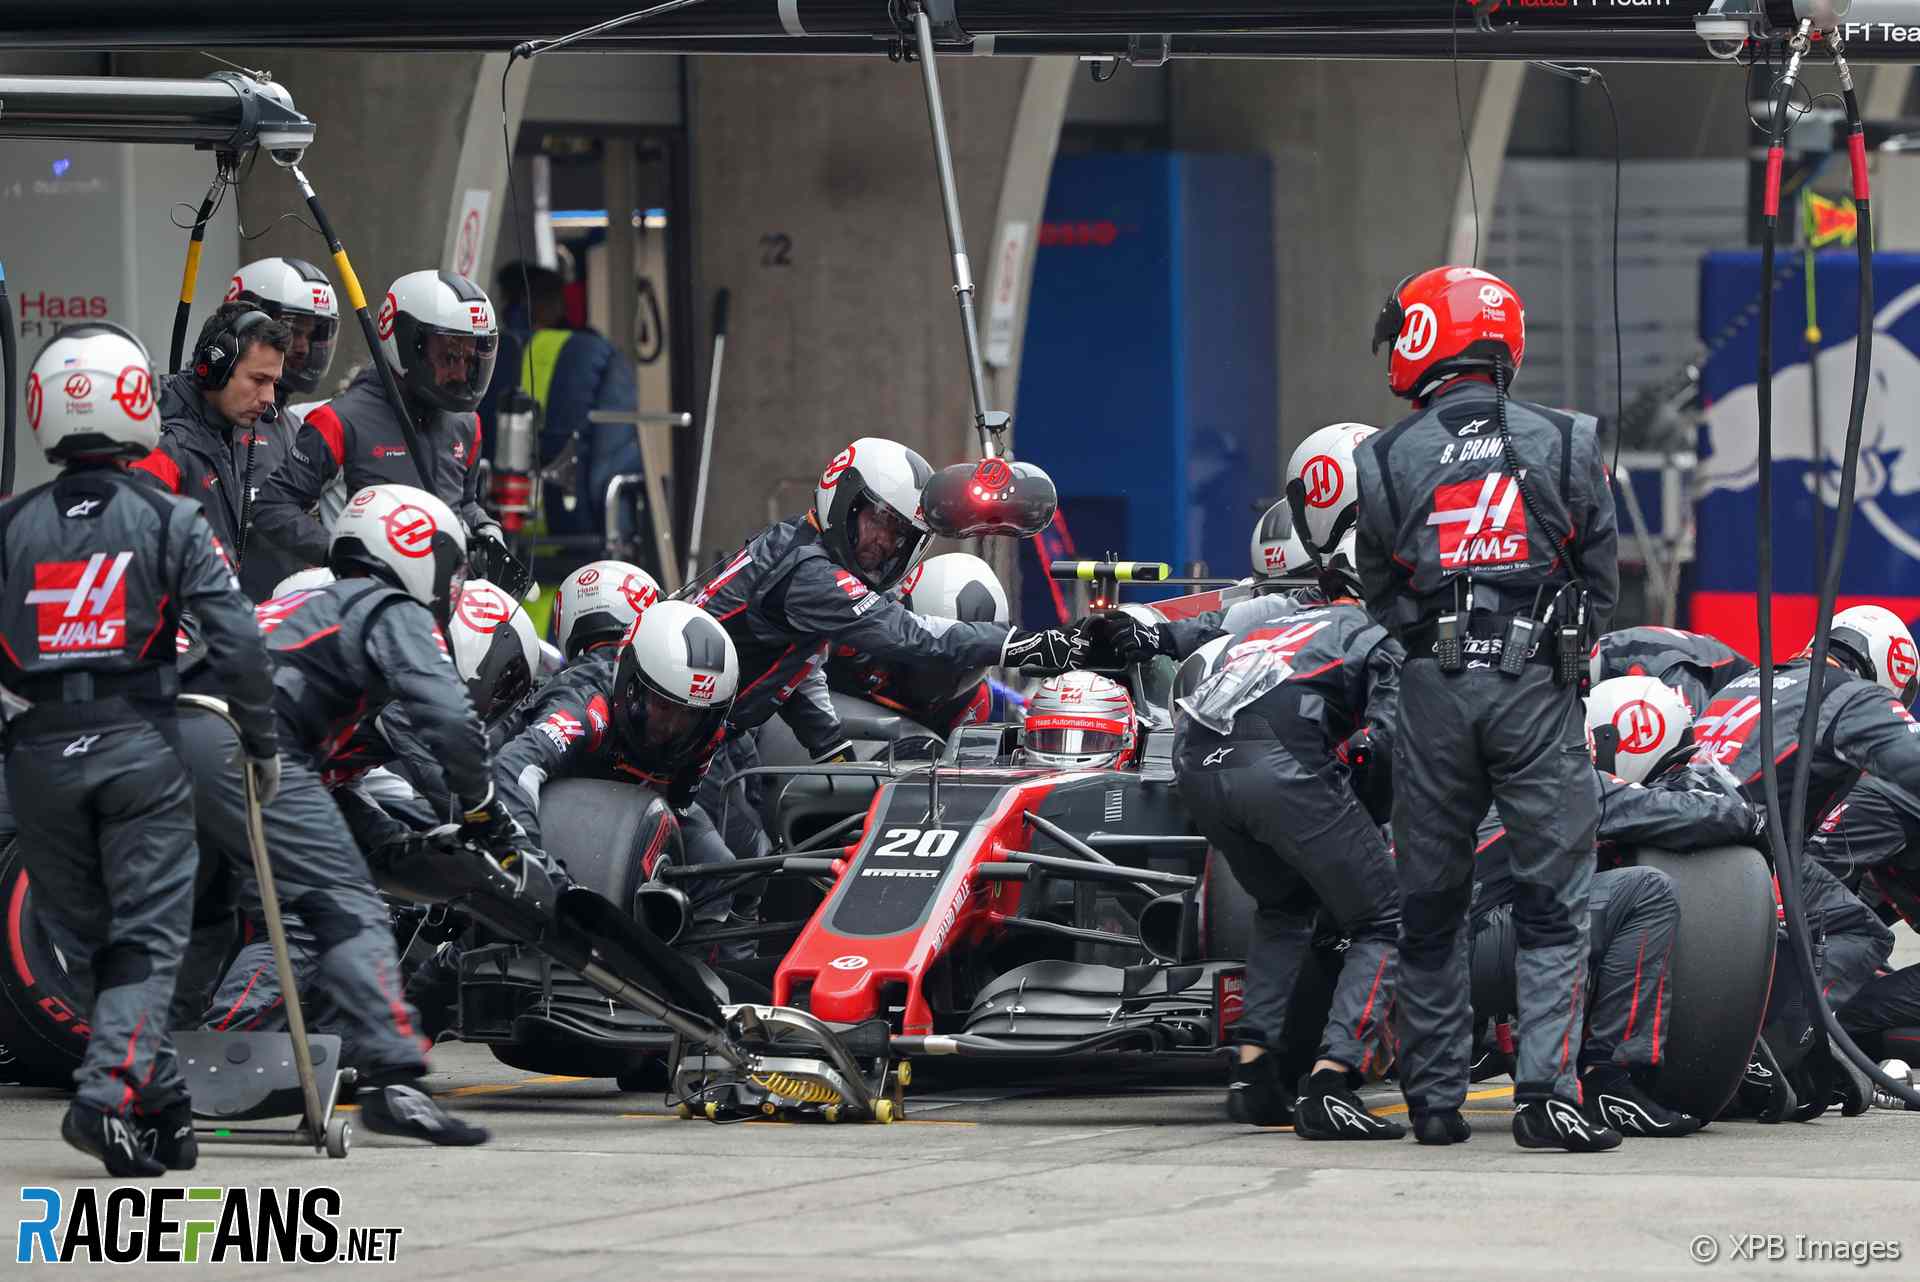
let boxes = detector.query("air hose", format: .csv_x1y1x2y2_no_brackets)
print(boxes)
1753,23,1920,1111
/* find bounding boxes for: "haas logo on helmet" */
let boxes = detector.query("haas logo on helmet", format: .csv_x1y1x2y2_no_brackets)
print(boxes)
113,367,154,421
1889,636,1918,689
619,574,658,613
1612,700,1667,755
458,585,511,633
576,568,601,588
820,445,856,490
377,291,398,340
1396,303,1439,362
1302,455,1344,509
689,672,718,703
383,504,437,558
224,274,244,303
26,372,43,430
63,373,93,399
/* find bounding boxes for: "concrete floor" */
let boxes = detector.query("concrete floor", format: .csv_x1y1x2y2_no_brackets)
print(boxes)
4,1038,1917,1282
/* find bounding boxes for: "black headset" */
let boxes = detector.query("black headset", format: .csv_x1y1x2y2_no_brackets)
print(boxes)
192,308,273,391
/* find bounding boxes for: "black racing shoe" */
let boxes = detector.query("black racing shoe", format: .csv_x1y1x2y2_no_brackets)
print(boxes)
1293,1069,1406,1141
1226,1053,1294,1127
62,1103,166,1177
1410,1108,1473,1146
142,1102,200,1171
1581,1070,1701,1138
359,1082,490,1146
1513,1098,1622,1152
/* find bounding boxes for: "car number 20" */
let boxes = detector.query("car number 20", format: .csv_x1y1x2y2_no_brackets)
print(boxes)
872,827,959,859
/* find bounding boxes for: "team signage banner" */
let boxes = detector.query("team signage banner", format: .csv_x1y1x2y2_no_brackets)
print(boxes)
1694,251,1920,658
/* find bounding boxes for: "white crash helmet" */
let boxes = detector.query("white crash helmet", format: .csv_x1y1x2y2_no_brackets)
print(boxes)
329,484,468,623
813,437,935,592
273,566,336,597
228,256,339,395
376,269,500,413
27,323,159,462
1250,498,1312,582
1586,676,1693,784
554,559,662,660
902,552,1009,625
612,599,739,773
1826,605,1919,702
448,579,541,723
1021,671,1138,770
1284,422,1378,558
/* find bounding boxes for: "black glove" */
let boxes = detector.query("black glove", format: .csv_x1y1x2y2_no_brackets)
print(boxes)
667,772,700,818
1749,804,1771,842
460,786,523,848
1001,627,1088,674
1101,613,1168,665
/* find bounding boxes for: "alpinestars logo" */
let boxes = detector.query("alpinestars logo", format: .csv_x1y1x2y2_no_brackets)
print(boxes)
28,552,132,654
1428,474,1527,568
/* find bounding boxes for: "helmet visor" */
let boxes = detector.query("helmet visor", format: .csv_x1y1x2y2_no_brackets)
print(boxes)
420,329,499,409
850,492,930,587
618,667,729,770
1023,715,1127,766
279,313,338,395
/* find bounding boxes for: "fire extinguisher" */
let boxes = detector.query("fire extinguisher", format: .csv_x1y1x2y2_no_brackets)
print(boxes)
492,389,540,534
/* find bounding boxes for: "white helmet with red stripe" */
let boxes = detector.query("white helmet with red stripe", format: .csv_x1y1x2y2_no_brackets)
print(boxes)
1283,422,1378,559
1020,670,1137,770
1585,676,1692,784
228,256,339,394
813,437,935,592
377,270,500,414
1824,605,1919,702
27,323,159,462
329,483,468,623
554,559,662,661
449,579,541,723
1249,499,1311,582
612,600,739,774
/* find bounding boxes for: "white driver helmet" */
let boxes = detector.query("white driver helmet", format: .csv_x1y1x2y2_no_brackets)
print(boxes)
448,579,541,722
377,269,500,413
329,484,468,622
228,256,339,395
612,599,739,774
813,437,935,592
1250,498,1312,581
273,566,336,597
902,552,1009,624
1021,671,1138,769
1586,675,1693,784
27,323,159,462
1826,605,1919,702
554,560,661,660
1284,422,1378,557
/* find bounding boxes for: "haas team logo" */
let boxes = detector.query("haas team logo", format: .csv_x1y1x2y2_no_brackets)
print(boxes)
820,445,856,490
1612,699,1667,755
688,672,718,702
113,366,154,421
1429,474,1528,568
458,585,511,633
619,574,658,614
1302,455,1345,509
1888,635,1918,690
383,505,436,559
29,552,133,654
376,291,398,340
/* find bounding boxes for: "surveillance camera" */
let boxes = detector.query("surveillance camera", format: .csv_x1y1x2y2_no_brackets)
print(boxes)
1695,15,1754,59
256,126,314,168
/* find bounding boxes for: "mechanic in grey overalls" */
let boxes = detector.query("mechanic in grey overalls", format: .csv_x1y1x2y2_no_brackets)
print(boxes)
0,323,276,1176
1354,265,1620,1151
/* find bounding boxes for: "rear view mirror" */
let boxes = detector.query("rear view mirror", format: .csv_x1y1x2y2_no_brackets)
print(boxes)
922,458,1058,539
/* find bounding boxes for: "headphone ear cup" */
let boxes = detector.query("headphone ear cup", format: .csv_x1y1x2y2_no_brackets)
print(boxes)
196,341,234,390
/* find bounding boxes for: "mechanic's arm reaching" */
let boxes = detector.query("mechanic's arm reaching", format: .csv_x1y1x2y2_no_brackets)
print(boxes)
250,404,348,566
178,507,280,762
334,778,416,854
1808,778,1920,887
365,601,493,818
1834,684,1920,799
1596,770,1761,849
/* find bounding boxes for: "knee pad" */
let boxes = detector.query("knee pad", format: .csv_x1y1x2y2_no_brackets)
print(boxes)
93,940,153,990
287,890,375,953
1401,884,1473,969
1511,881,1582,950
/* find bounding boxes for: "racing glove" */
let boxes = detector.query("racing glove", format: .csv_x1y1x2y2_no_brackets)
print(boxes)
460,783,525,848
1086,612,1169,666
1001,627,1088,674
247,753,282,807
666,770,701,819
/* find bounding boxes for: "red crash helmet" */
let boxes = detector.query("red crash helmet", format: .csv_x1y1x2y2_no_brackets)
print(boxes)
1371,266,1526,401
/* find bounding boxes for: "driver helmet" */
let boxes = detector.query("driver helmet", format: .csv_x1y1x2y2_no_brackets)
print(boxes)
1020,671,1138,770
377,270,500,414
27,323,159,462
554,559,661,661
1585,676,1693,784
448,579,541,724
228,256,339,395
1283,422,1377,560
328,484,468,625
1372,266,1526,402
813,437,935,592
1821,605,1919,703
1250,499,1311,582
611,600,739,775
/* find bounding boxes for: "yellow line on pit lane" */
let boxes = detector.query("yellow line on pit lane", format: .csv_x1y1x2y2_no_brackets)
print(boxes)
438,1074,588,1098
1373,1085,1514,1117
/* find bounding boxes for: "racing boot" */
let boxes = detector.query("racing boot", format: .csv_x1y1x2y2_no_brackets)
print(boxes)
1410,1108,1472,1146
1226,1050,1294,1127
1579,1067,1701,1138
359,1078,490,1146
62,1102,166,1177
141,1102,200,1171
1292,1068,1406,1141
1513,1097,1622,1152
1872,1059,1919,1111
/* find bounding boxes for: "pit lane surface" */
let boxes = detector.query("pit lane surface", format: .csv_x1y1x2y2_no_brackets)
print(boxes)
5,932,1917,1280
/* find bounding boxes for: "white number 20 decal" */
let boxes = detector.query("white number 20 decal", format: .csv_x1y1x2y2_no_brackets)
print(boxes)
873,827,959,859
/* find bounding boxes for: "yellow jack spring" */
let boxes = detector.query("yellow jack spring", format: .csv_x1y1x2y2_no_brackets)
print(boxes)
751,1072,841,1105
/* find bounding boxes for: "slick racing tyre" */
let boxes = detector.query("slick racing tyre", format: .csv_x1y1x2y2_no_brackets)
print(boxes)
1629,844,1777,1121
0,840,88,1088
537,780,683,913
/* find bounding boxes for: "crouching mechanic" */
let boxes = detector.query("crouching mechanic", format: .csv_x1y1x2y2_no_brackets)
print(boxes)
687,437,1084,765
190,484,493,1145
1,324,276,1176
1172,573,1406,1139
1589,625,1753,716
492,600,739,923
